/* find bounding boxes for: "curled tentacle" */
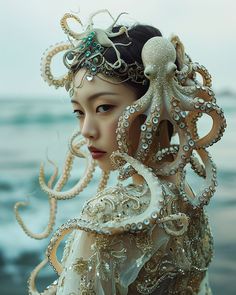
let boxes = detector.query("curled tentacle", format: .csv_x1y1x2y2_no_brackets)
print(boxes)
160,213,189,236
87,9,115,31
190,100,226,148
190,153,206,178
192,62,212,87
45,154,59,188
117,88,153,156
40,42,72,88
39,145,96,200
97,170,110,192
28,258,48,294
14,198,57,240
179,148,217,207
68,129,85,157
116,89,154,180
14,157,59,240
60,13,84,40
46,151,189,274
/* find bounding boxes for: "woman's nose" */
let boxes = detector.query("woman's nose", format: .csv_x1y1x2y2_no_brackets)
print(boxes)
80,115,98,139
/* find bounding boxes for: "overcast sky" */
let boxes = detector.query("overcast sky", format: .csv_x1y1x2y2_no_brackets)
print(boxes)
0,0,235,99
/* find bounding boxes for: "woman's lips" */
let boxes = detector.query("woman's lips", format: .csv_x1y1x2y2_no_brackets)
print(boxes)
90,151,107,159
88,147,107,159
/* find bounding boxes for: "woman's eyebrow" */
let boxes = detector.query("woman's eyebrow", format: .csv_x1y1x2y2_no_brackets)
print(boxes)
71,92,118,104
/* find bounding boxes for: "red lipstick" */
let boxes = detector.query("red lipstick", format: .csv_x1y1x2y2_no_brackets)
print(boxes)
88,146,107,159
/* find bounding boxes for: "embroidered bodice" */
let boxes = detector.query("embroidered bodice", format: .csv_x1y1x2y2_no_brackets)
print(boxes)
43,182,213,295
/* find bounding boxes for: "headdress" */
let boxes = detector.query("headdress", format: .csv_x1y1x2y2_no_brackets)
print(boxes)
40,10,148,97
15,9,226,294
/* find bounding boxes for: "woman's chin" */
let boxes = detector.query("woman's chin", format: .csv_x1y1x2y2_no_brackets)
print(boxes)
96,158,116,172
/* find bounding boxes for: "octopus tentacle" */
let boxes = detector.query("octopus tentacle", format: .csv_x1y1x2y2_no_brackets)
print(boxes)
68,129,85,157
28,258,49,295
192,62,212,87
87,9,115,31
116,89,154,179
39,151,95,200
14,157,59,240
46,151,189,274
179,148,217,207
14,198,57,240
97,170,110,192
190,153,206,178
160,214,189,236
39,129,96,200
60,13,84,40
101,152,189,233
190,100,226,148
40,42,72,88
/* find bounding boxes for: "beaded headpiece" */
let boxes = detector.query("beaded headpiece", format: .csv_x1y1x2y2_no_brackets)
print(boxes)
16,9,227,293
41,10,148,97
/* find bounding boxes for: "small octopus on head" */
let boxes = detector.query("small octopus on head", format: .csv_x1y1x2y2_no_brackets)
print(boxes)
62,13,176,174
39,8,226,209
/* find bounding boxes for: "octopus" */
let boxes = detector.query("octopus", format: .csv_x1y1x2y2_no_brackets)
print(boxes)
14,10,226,295
115,36,226,208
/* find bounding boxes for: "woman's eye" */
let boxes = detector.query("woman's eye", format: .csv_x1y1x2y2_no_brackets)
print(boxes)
73,110,84,118
96,104,114,113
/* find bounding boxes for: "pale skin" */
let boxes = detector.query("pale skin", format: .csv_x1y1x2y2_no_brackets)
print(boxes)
71,68,144,184
71,69,195,196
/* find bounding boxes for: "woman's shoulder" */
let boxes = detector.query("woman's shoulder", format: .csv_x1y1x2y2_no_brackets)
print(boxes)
80,182,151,224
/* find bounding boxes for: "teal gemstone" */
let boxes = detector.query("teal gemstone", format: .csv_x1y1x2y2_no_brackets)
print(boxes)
85,51,91,57
86,41,91,46
91,66,97,72
90,31,95,36
88,35,93,41
67,52,74,60
82,37,87,43
79,44,85,50
93,57,99,64
92,42,97,47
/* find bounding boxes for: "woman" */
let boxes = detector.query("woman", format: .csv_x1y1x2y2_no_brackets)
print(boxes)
15,9,226,294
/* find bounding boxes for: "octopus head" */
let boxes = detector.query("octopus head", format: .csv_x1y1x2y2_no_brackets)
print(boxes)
142,37,177,81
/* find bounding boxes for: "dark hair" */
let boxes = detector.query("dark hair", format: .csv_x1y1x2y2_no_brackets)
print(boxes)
104,24,173,140
103,24,162,97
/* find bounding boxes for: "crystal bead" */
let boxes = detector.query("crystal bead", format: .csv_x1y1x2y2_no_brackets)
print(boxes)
129,107,135,113
142,143,148,149
141,124,147,131
137,223,143,230
91,66,97,72
67,52,74,60
183,145,189,151
143,219,150,225
151,212,158,219
86,75,94,81
131,223,136,230
152,117,158,124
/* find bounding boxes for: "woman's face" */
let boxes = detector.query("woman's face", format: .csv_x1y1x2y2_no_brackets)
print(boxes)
71,68,141,172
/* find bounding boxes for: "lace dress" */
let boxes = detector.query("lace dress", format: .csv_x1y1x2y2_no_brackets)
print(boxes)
42,182,213,295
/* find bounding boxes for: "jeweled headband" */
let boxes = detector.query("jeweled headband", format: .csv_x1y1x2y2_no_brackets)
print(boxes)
41,9,148,96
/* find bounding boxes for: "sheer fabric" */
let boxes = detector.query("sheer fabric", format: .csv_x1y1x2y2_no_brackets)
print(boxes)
43,183,213,295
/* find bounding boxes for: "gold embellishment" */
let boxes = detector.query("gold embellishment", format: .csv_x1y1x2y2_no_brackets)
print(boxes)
72,257,89,275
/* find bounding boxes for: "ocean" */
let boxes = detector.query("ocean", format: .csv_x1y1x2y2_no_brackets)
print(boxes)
0,92,235,294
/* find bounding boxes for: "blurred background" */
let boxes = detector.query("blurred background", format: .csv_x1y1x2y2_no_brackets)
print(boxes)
0,0,235,294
